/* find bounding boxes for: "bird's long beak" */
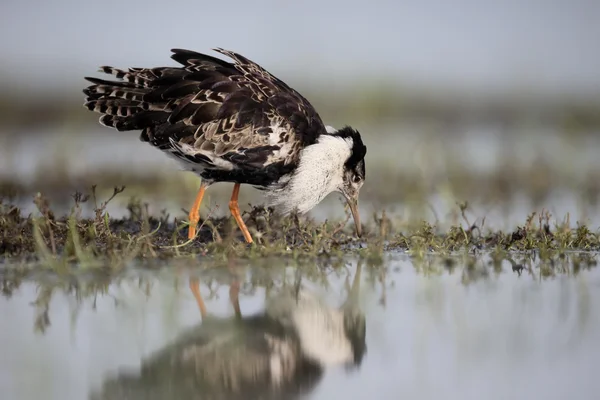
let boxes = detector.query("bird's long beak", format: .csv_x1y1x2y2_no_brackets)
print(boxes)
345,194,362,237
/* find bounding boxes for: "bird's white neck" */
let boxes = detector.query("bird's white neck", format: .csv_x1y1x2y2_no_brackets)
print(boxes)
267,134,352,215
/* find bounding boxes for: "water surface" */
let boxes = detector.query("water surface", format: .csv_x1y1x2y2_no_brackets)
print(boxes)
1,254,598,399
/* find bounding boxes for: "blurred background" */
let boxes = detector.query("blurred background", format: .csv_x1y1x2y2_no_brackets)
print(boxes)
1,0,600,230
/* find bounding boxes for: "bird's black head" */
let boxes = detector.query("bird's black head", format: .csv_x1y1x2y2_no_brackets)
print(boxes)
330,126,366,236
334,126,367,180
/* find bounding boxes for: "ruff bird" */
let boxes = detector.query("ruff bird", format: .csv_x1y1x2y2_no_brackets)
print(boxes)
83,48,367,243
91,264,366,400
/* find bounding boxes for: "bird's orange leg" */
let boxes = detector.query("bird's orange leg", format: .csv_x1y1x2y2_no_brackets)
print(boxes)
189,277,208,318
188,183,208,239
228,183,253,243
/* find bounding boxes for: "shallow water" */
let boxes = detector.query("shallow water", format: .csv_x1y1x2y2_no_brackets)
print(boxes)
3,125,600,234
1,254,599,400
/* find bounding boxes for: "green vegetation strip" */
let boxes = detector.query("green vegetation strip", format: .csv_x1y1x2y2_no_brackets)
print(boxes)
2,186,600,271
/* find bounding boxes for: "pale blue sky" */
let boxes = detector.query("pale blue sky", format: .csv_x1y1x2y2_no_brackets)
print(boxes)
1,0,599,97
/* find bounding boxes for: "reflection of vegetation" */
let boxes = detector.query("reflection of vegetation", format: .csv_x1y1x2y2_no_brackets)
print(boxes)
0,258,365,332
1,252,595,338
408,251,597,285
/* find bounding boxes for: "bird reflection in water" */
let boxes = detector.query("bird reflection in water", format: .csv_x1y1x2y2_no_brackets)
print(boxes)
91,262,366,400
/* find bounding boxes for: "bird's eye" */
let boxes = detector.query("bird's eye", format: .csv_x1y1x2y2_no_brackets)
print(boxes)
352,174,361,183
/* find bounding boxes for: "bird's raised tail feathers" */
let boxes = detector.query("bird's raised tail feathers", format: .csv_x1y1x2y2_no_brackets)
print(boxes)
82,49,243,150
83,66,178,133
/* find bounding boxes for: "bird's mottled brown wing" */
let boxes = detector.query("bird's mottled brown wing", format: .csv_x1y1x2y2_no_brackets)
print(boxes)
83,48,327,175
